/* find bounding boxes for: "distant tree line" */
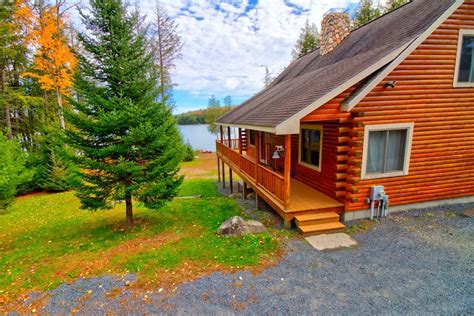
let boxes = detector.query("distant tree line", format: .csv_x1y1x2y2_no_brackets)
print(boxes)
175,95,234,133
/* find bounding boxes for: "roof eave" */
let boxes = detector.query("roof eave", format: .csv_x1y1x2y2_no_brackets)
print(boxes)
217,122,276,133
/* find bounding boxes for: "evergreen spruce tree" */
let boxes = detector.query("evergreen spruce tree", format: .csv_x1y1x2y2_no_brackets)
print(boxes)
384,0,409,13
66,0,184,225
353,0,381,29
33,128,80,192
292,19,320,60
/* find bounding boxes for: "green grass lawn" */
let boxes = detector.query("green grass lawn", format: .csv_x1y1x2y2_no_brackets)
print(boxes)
0,177,279,303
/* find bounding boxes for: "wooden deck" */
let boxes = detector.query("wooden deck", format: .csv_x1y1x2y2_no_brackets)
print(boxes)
287,179,343,213
216,140,344,232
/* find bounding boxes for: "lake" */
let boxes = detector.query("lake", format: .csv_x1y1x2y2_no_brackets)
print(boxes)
178,124,217,152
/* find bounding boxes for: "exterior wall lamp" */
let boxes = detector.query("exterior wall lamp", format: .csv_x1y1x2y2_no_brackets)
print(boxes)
384,80,397,88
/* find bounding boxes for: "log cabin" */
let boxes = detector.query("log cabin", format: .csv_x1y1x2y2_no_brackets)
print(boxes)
215,0,474,236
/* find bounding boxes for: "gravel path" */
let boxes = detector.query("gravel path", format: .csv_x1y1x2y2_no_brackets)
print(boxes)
18,200,474,315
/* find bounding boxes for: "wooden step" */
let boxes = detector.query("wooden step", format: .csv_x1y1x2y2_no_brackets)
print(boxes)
297,222,345,237
295,212,340,225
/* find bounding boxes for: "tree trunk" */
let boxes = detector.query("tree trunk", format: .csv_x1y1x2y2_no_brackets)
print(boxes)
56,87,65,129
125,191,134,225
1,68,13,140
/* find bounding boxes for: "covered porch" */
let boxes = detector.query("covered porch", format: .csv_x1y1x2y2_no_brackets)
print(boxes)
215,126,343,231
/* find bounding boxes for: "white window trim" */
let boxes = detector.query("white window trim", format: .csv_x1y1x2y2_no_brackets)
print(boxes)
361,123,414,180
298,125,323,172
453,29,474,88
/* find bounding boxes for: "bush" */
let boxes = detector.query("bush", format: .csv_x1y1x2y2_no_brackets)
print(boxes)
0,134,34,209
30,128,81,192
182,141,195,162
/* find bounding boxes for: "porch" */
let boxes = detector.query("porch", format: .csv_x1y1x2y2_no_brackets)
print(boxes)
216,130,344,235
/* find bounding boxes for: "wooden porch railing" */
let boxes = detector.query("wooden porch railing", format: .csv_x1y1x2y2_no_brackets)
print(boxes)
216,140,285,205
221,138,239,149
257,165,284,201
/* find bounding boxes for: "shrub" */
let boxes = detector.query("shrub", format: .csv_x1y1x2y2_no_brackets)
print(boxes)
183,141,195,162
30,129,81,192
0,134,34,209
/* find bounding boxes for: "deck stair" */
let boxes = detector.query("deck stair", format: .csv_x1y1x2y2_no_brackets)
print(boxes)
295,212,345,236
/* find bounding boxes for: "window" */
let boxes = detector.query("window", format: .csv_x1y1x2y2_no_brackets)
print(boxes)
362,123,414,179
299,125,323,171
249,130,255,146
454,30,474,87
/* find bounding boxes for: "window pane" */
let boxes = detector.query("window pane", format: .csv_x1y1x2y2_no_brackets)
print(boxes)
249,130,255,145
310,130,321,166
458,35,474,83
367,131,386,174
386,130,407,172
300,128,321,167
302,129,310,163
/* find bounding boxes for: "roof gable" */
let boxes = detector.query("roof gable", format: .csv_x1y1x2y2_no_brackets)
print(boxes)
217,0,462,134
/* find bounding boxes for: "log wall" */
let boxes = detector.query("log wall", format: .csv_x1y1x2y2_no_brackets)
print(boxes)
300,1,474,212
346,1,474,211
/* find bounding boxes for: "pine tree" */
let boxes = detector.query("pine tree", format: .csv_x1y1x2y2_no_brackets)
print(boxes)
384,0,409,13
223,95,232,107
292,19,320,59
263,65,272,87
66,0,184,225
0,133,33,209
151,0,183,103
32,127,80,192
0,0,32,139
205,95,222,134
353,0,381,29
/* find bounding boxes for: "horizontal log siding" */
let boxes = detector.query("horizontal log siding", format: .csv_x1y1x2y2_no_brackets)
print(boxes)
346,1,474,211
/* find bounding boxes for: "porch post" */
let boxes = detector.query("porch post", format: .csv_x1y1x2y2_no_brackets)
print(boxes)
255,131,260,185
222,161,226,188
284,134,291,209
238,128,242,154
229,167,233,194
227,126,232,148
217,156,221,182
219,125,224,143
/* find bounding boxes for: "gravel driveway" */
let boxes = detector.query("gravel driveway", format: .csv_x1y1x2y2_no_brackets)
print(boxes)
18,202,474,315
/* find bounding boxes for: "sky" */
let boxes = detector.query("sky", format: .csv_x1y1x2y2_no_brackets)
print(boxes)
73,0,363,113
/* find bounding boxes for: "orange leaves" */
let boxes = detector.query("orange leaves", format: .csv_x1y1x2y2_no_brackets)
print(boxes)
24,4,76,96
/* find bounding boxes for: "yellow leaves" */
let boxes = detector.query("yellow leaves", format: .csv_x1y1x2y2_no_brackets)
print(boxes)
23,4,77,96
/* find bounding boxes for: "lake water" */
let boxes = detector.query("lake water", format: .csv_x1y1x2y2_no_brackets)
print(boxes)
178,124,217,151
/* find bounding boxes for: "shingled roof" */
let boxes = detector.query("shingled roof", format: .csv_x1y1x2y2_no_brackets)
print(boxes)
216,0,460,134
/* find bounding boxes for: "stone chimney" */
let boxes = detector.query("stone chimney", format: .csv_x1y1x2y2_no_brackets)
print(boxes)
320,12,351,56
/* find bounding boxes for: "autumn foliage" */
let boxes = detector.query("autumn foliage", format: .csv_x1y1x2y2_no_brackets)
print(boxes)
24,3,76,128
26,5,76,95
